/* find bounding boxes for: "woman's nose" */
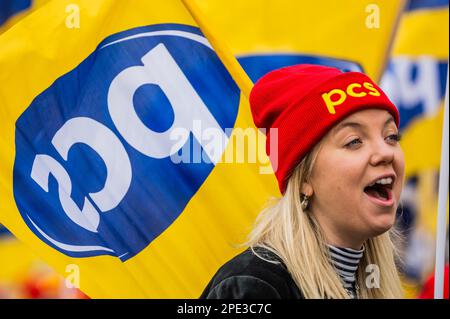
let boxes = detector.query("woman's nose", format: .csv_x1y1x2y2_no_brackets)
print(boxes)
369,139,395,166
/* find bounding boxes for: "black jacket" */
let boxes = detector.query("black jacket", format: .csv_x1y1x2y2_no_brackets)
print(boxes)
200,247,304,299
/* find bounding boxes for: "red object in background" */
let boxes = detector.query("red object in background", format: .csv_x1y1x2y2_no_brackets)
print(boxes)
419,263,449,299
75,289,90,299
21,270,90,299
24,278,42,299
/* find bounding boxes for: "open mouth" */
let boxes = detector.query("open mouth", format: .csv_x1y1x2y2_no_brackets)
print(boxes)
363,175,395,204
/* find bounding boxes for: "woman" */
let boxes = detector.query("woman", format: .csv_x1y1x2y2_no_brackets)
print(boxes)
200,64,405,299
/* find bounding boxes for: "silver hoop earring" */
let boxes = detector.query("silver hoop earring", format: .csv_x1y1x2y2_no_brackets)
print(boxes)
300,194,309,211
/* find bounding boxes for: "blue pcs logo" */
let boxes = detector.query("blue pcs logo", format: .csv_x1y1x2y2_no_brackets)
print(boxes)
13,24,240,261
237,54,363,83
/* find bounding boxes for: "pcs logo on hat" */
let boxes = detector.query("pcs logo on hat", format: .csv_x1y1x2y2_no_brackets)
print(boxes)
322,81,381,114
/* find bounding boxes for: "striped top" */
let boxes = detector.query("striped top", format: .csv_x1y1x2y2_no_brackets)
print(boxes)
328,244,365,298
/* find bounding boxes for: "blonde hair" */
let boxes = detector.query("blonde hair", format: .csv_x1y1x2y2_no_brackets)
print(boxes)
244,146,404,298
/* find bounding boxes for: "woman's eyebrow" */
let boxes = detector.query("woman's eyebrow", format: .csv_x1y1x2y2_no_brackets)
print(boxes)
333,121,362,134
384,117,395,127
334,116,395,134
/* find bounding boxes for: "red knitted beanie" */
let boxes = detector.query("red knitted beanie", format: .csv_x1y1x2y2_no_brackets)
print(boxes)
249,64,400,194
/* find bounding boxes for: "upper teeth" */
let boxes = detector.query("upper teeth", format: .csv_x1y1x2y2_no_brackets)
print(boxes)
369,177,393,186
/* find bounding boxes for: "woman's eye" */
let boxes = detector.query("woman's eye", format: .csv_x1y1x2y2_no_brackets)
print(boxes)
345,138,362,148
386,133,402,143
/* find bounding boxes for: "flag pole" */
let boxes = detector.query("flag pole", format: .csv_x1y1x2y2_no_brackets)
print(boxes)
181,0,254,99
434,63,449,299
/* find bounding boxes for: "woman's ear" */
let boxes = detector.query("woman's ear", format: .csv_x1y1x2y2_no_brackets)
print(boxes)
301,181,313,197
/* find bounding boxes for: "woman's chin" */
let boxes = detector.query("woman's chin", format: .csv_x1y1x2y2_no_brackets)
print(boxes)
367,214,396,237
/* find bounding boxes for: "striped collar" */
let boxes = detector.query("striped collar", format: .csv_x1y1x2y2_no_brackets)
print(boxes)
327,244,365,297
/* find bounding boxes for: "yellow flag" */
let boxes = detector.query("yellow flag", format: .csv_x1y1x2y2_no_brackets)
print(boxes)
195,0,405,82
380,2,449,177
0,0,277,298
378,0,449,295
0,0,50,34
